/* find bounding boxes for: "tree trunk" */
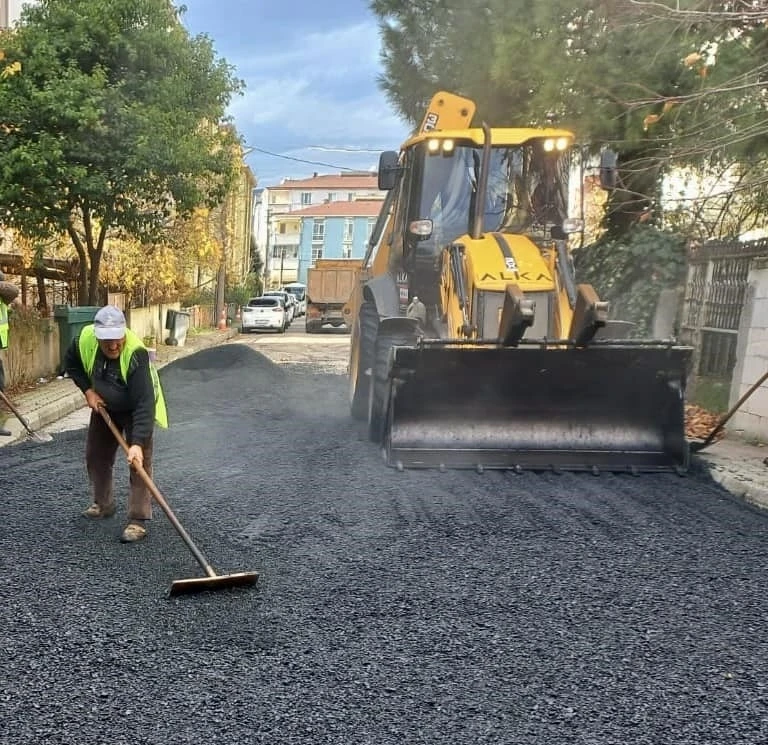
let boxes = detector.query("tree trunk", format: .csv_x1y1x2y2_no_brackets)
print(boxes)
35,271,47,314
603,148,662,238
67,218,89,306
88,249,101,305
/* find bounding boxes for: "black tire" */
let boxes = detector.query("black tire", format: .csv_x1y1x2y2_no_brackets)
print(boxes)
350,302,378,420
305,320,316,333
367,322,419,443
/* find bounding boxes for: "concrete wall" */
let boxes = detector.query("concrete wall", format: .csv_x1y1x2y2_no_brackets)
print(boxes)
126,303,180,347
7,0,30,26
4,315,60,384
2,302,188,388
729,259,768,440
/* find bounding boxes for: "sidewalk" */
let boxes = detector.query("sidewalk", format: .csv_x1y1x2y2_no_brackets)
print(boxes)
0,326,238,447
3,331,768,512
692,436,768,511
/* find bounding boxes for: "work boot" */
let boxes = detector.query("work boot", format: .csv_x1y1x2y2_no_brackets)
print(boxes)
82,502,117,518
120,521,147,543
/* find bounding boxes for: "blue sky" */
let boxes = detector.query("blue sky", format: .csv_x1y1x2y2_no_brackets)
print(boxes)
180,0,410,187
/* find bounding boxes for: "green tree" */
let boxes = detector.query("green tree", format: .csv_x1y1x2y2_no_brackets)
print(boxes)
370,0,768,324
0,0,243,304
372,1,707,234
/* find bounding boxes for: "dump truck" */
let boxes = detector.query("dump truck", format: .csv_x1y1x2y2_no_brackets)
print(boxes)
305,258,363,333
346,91,693,472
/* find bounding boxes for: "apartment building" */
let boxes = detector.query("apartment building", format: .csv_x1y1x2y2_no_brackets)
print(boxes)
1,0,31,28
294,199,384,284
254,171,383,288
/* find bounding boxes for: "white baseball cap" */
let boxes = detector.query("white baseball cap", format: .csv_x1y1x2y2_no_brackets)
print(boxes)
94,305,127,340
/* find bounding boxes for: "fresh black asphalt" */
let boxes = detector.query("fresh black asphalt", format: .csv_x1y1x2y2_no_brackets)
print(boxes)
1,343,767,743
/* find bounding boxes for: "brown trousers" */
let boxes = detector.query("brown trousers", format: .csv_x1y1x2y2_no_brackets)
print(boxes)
86,410,153,521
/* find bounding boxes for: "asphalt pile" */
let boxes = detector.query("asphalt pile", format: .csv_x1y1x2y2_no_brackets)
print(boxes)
2,343,768,743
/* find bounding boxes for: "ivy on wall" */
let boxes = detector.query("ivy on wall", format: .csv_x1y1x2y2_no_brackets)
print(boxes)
574,225,688,337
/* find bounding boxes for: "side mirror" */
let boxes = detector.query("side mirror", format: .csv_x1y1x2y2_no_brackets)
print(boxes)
377,151,401,191
599,149,618,190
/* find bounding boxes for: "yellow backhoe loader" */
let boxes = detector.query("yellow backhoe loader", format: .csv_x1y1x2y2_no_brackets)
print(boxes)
346,92,692,472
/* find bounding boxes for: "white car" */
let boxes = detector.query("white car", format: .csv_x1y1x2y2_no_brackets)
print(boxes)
282,283,307,317
240,297,286,333
263,290,296,324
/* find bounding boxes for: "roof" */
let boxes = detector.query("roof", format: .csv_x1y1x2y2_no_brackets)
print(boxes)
290,200,385,218
405,127,575,148
276,172,379,190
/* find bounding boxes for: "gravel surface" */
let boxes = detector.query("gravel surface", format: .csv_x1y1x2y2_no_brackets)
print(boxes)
2,340,768,743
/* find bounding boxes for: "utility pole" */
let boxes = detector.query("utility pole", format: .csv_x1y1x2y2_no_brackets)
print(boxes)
264,208,272,290
215,194,229,328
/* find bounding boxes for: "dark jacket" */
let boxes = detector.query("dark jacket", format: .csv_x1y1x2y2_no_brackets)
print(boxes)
0,281,19,305
64,335,155,447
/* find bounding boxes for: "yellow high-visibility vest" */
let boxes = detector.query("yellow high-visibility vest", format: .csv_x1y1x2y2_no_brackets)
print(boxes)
0,299,9,349
78,325,168,428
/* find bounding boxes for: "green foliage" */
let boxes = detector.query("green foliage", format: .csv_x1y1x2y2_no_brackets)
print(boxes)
370,1,768,238
226,273,262,306
180,286,215,307
0,0,243,303
574,224,687,336
249,236,264,278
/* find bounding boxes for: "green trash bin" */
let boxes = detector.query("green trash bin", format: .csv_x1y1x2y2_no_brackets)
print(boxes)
53,305,100,369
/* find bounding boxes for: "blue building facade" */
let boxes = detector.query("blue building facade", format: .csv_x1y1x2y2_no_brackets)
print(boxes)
296,210,380,284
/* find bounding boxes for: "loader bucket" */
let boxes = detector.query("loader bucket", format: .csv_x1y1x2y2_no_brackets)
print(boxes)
383,342,692,473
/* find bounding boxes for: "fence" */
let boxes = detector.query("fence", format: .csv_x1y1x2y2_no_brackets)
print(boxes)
681,239,768,381
681,238,768,439
3,302,220,389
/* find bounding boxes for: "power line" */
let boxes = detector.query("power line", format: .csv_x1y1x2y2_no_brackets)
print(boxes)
306,145,384,153
243,145,363,171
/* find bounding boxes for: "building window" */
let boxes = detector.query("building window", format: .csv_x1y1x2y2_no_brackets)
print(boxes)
272,245,297,259
348,193,354,201
343,218,354,243
301,192,311,205
367,218,376,240
279,222,286,234
312,219,325,242
327,192,337,202
311,245,324,262
342,245,352,259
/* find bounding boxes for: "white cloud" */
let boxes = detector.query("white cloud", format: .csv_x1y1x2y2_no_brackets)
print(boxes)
234,22,382,77
224,20,410,184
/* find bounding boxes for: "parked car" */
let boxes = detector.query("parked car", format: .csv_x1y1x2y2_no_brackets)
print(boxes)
263,290,296,324
282,282,307,317
240,296,286,333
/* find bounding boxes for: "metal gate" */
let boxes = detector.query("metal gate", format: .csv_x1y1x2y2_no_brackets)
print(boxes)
682,238,768,380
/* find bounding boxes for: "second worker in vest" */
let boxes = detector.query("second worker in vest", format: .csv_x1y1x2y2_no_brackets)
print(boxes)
64,305,168,543
0,271,21,436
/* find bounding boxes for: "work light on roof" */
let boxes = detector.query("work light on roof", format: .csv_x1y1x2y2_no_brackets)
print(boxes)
542,137,570,153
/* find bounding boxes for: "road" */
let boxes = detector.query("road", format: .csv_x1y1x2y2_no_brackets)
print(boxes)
2,324,768,744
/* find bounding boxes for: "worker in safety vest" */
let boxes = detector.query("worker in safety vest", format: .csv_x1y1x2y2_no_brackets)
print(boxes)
64,305,168,543
406,295,427,329
0,271,20,436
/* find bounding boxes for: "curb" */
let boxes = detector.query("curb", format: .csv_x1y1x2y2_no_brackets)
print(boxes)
1,389,86,444
1,328,238,447
703,462,768,511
